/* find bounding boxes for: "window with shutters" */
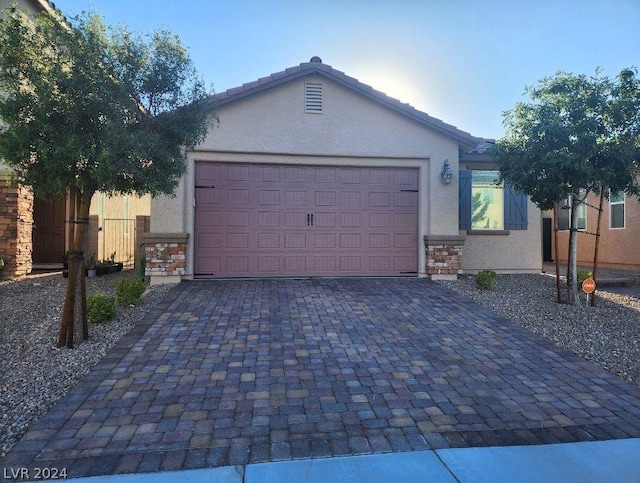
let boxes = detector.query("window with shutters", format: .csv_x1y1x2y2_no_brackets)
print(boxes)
459,170,528,231
305,81,323,113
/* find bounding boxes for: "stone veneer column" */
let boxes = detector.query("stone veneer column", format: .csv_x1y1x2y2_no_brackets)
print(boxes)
0,177,33,278
142,232,188,284
424,235,466,280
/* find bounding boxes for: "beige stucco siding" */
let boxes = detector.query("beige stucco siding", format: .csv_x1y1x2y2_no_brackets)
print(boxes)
461,198,542,273
152,76,463,277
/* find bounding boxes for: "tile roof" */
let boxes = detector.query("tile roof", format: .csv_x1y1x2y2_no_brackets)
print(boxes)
209,57,484,150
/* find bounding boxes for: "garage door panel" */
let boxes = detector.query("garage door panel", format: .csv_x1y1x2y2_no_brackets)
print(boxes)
369,192,391,207
284,233,308,249
196,210,224,227
394,169,418,185
284,256,306,272
195,163,418,277
227,189,250,205
285,190,307,205
197,233,222,248
315,191,337,206
284,212,307,227
315,168,336,183
227,211,250,226
258,166,281,182
340,256,361,271
340,169,361,184
227,165,250,181
394,213,416,228
285,167,307,183
314,233,336,248
339,191,361,207
339,213,361,227
313,256,336,272
226,256,249,273
257,233,280,249
369,234,390,248
314,212,336,227
258,212,280,227
258,256,280,272
394,257,416,271
394,192,417,207
369,256,392,272
226,233,249,248
394,234,417,249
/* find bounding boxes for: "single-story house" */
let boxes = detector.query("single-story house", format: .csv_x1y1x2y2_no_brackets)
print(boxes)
0,0,149,277
544,190,640,272
145,57,542,283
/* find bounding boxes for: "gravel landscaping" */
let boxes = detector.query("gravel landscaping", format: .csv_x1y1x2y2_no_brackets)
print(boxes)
1,270,639,459
0,271,172,457
437,273,640,388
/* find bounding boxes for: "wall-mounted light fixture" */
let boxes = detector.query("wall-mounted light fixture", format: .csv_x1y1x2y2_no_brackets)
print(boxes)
440,159,453,185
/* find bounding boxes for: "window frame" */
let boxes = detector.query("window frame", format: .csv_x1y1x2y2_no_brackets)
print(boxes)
609,190,625,230
557,190,587,231
470,170,504,231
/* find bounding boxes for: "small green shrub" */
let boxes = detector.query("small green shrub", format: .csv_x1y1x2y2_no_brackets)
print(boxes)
116,278,147,306
476,270,497,290
137,250,147,282
577,270,592,285
87,294,117,323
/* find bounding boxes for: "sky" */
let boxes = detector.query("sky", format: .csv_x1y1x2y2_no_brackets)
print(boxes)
53,0,639,140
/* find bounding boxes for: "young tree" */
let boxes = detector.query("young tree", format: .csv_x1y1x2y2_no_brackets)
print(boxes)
493,68,640,304
0,7,213,347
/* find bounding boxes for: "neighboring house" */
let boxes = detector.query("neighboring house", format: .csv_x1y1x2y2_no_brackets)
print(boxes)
145,57,542,283
543,190,640,271
0,0,149,277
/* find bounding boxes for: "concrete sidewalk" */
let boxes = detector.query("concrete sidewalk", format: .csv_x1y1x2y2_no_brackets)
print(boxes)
63,438,640,482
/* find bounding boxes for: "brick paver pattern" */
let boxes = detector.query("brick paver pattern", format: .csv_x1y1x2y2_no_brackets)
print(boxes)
3,279,640,478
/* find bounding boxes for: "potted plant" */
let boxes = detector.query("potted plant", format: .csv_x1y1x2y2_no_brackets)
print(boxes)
85,253,97,277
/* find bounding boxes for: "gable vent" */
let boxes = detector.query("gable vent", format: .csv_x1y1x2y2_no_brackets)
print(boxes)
305,81,323,113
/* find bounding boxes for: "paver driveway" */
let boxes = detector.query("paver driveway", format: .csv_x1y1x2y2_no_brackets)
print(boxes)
3,278,640,478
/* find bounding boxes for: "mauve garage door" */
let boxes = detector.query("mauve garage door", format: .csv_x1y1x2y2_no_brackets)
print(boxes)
194,163,418,277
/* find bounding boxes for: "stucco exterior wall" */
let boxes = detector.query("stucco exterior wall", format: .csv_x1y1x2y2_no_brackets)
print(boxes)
550,192,640,271
461,198,542,273
151,76,462,278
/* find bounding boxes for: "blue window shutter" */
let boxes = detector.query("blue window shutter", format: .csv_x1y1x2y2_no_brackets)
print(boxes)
459,170,472,230
504,183,528,230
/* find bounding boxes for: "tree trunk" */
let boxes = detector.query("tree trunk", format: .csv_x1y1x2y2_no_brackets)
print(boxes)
57,189,93,348
553,204,561,304
591,190,605,307
566,193,580,305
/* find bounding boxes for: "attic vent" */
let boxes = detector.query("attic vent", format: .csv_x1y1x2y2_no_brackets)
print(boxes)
305,81,323,113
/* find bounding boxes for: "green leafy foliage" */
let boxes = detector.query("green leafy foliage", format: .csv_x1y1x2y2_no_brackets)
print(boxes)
492,68,640,303
577,270,592,285
493,68,640,211
476,270,497,290
116,278,147,306
137,250,147,282
0,6,213,346
87,294,117,323
0,7,214,200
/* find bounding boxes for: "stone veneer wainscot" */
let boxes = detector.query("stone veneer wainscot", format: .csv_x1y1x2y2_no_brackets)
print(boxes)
424,235,465,280
0,177,33,277
142,233,188,284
